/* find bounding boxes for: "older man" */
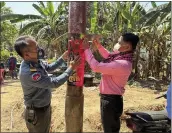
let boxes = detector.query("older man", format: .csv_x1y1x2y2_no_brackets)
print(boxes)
14,35,80,132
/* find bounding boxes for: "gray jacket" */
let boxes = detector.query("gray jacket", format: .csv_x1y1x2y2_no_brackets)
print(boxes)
19,57,72,108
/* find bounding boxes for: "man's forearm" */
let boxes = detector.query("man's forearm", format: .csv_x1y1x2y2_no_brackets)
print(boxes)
46,57,65,72
50,67,73,88
97,44,110,59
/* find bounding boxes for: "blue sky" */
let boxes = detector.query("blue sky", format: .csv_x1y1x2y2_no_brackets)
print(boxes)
5,2,168,15
6,2,58,15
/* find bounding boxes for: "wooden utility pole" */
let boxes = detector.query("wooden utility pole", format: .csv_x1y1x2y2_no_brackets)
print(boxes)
65,2,86,132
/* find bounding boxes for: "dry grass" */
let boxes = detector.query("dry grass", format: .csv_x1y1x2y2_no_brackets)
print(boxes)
1,80,166,132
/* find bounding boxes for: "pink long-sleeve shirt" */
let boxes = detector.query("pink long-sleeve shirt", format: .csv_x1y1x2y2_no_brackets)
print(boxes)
84,45,132,95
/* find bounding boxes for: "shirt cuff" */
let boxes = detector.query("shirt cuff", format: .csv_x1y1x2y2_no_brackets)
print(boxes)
84,48,90,54
97,43,101,49
84,48,93,61
59,56,65,62
64,67,73,76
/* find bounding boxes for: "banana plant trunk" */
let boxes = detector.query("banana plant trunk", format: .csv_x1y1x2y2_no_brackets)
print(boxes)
65,2,86,132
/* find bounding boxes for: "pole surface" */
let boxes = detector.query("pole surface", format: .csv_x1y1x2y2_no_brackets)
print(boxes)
65,2,86,132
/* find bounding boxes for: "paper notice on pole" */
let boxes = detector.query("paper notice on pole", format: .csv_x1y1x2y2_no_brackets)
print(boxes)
68,38,85,87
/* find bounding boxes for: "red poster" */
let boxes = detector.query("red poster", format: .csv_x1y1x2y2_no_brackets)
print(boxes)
68,38,85,87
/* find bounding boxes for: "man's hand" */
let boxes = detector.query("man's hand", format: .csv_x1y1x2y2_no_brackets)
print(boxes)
92,35,102,49
62,51,68,61
82,38,90,50
69,56,81,70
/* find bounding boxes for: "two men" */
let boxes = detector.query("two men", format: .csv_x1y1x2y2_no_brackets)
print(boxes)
14,36,80,132
15,33,139,133
83,33,139,133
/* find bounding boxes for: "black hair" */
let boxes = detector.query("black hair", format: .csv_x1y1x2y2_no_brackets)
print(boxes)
14,36,31,57
122,33,139,50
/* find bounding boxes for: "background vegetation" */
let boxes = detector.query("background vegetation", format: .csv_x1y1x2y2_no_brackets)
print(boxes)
0,1,171,81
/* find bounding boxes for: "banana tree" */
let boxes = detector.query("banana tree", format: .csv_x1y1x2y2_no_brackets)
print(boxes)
2,2,69,58
138,2,171,26
119,2,170,79
140,2,171,79
2,3,68,42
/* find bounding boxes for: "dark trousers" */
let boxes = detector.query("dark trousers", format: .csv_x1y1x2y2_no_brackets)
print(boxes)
100,94,123,133
9,70,17,79
24,105,51,132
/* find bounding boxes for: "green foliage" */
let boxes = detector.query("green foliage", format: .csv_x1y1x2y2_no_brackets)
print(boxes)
86,1,171,80
151,1,157,8
0,1,5,9
2,2,68,44
90,2,98,33
1,1,70,59
1,50,10,62
1,50,21,63
1,21,19,48
1,1,171,80
0,3,19,52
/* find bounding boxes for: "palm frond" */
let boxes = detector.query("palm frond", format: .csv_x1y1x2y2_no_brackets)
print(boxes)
10,14,42,23
37,25,51,39
47,2,54,16
145,12,160,26
151,1,157,8
51,32,68,44
131,2,139,16
38,1,45,8
19,21,41,34
1,14,23,21
32,4,47,17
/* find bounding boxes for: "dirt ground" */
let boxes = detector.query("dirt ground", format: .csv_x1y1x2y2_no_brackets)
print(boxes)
1,79,166,132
